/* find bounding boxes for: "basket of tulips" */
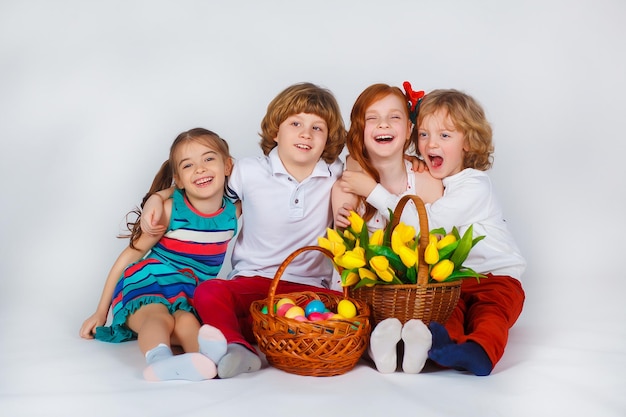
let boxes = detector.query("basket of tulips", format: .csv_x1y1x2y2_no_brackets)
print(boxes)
318,195,485,326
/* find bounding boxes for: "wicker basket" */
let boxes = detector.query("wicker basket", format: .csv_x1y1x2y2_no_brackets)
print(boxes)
250,246,371,377
350,194,461,326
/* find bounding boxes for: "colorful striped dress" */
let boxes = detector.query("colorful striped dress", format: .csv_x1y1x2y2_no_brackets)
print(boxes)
95,189,238,343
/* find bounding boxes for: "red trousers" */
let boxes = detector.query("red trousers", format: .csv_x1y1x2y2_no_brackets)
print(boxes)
193,276,341,353
445,274,525,367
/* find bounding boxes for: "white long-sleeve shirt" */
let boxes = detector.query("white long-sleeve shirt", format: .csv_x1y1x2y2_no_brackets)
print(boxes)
367,168,526,280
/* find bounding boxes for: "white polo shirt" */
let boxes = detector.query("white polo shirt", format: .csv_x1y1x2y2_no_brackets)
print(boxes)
228,148,344,288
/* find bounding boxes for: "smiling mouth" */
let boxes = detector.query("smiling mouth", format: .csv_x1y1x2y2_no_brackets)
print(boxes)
375,135,394,143
295,144,312,150
194,177,214,186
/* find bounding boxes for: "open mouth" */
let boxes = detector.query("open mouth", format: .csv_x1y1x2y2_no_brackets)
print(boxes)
295,144,312,150
429,155,444,168
375,135,394,143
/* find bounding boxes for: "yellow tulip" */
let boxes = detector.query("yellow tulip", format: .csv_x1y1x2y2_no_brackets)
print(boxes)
369,256,395,282
388,223,417,268
318,236,346,258
437,234,457,249
326,228,344,244
397,245,418,268
335,246,366,269
347,210,365,233
424,234,440,265
370,229,384,246
342,271,360,286
343,229,356,241
318,236,332,251
430,259,454,282
358,267,379,286
394,222,416,243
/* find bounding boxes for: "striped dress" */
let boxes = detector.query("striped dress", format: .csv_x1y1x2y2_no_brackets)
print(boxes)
95,189,238,343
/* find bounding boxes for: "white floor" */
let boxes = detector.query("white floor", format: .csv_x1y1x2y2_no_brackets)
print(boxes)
2,295,623,417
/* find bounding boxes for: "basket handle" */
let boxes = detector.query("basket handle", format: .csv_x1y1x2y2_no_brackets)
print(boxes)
266,246,347,317
390,195,430,286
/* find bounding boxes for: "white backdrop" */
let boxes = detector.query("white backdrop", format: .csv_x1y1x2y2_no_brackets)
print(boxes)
1,0,625,414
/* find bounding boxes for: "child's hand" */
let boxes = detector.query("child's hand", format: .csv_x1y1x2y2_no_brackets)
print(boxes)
141,194,166,236
79,313,106,339
334,203,354,229
404,154,428,172
338,171,377,198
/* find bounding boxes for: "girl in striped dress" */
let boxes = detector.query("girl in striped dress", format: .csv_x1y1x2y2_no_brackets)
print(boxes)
80,128,240,381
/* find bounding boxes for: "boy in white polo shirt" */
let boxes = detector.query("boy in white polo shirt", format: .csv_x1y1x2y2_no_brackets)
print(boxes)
141,82,346,378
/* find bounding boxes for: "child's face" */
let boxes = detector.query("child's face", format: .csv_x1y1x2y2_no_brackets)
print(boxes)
363,94,411,162
173,140,232,202
273,112,328,172
417,109,467,179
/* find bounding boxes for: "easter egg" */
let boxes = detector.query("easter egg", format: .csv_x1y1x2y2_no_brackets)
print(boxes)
304,300,326,317
308,312,325,321
285,305,305,319
276,303,295,317
321,312,335,320
261,305,268,314
337,299,357,318
293,315,307,322
276,298,296,308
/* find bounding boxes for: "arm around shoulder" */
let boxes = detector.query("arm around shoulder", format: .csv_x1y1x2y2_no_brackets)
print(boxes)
141,187,175,236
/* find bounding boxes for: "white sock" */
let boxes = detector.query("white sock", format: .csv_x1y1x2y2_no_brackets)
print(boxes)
217,344,262,379
198,324,227,364
145,343,173,365
368,318,402,373
143,352,217,382
401,319,432,374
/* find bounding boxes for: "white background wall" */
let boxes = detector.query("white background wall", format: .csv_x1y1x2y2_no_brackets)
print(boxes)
1,0,624,353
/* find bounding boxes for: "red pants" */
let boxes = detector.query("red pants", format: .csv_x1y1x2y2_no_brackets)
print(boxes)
193,276,341,353
445,274,525,367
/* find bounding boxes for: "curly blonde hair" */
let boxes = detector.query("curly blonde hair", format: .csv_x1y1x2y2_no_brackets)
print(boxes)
414,89,493,171
259,82,345,163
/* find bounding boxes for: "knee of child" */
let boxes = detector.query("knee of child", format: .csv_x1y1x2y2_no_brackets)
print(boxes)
174,311,201,330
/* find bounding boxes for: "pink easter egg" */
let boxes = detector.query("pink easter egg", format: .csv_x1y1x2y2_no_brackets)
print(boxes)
307,312,325,321
276,303,295,317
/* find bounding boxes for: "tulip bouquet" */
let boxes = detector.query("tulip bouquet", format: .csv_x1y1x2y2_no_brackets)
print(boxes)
318,209,486,289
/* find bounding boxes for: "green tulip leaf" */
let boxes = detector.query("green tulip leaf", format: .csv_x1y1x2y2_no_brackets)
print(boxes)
437,240,459,260
366,245,407,275
405,267,417,284
450,225,474,266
